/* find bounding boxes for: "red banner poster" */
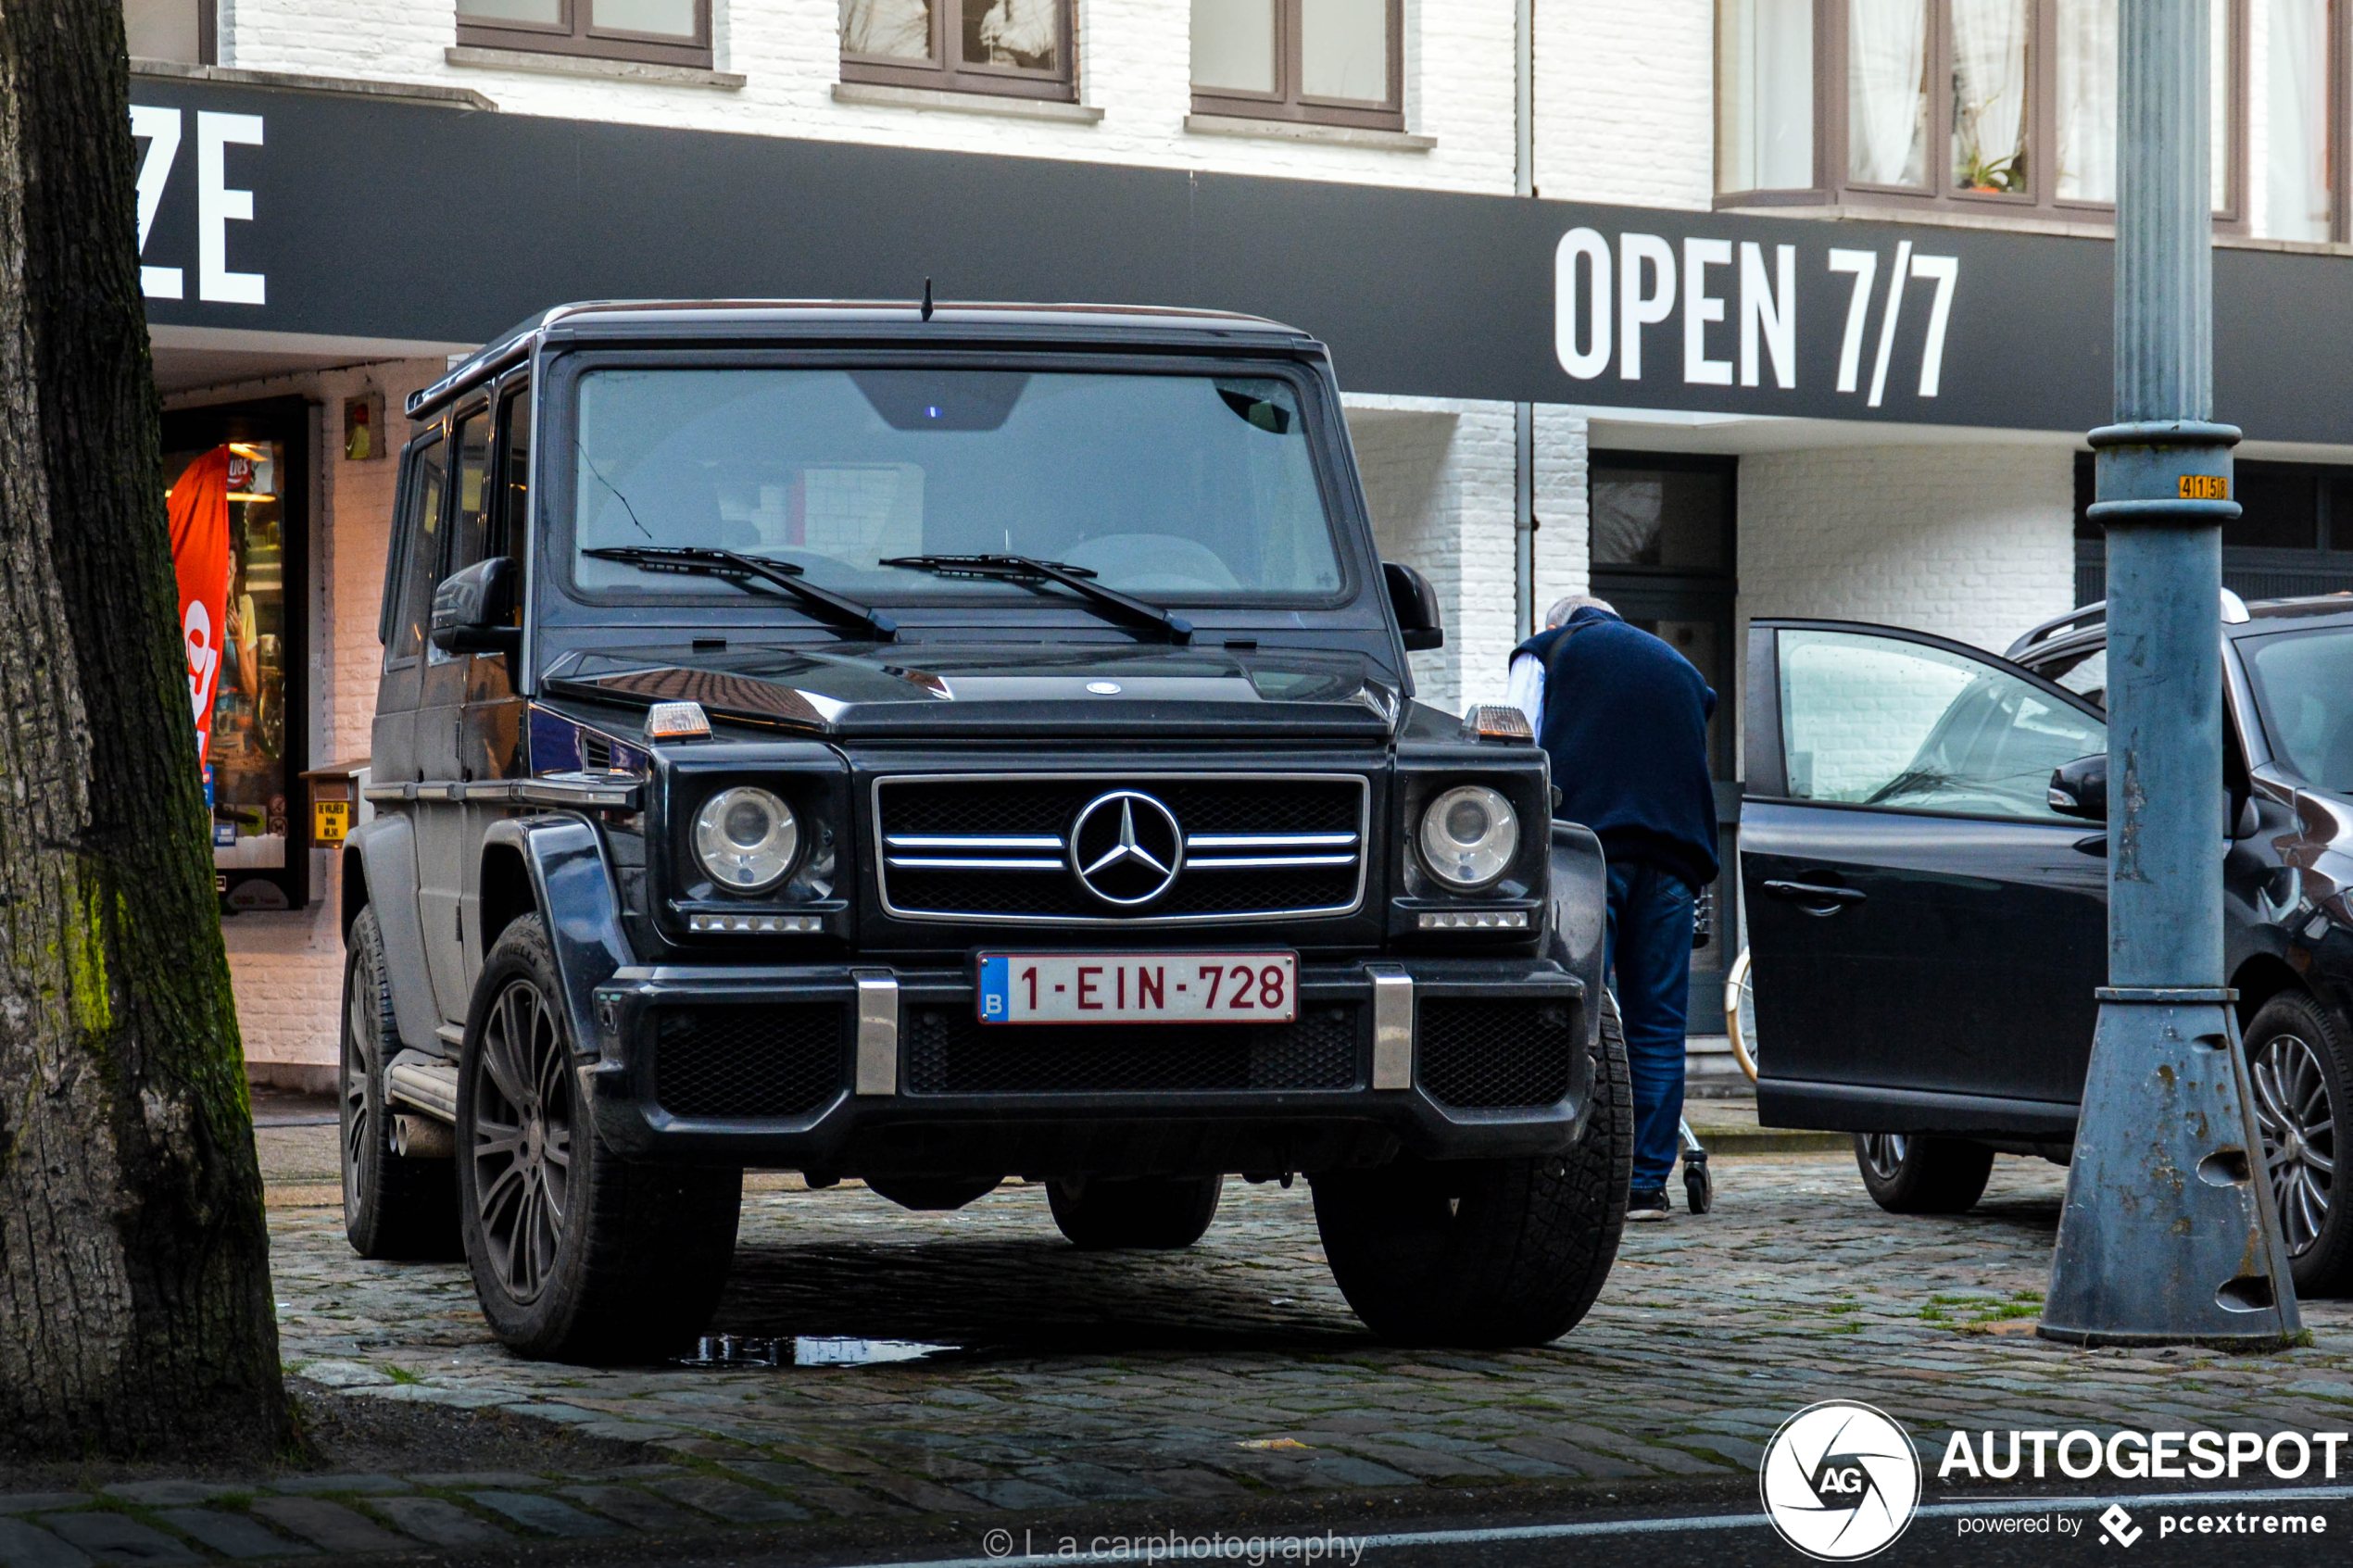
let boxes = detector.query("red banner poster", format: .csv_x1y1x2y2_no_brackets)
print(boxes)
169,445,233,767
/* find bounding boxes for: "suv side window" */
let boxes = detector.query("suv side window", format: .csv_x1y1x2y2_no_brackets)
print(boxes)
448,407,495,583
2034,646,2108,709
1778,628,2105,822
388,433,447,664
496,386,529,613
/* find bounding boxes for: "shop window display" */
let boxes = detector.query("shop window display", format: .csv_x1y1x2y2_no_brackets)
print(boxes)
163,398,308,913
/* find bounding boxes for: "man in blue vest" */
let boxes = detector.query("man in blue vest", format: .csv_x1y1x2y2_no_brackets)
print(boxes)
1507,596,1718,1218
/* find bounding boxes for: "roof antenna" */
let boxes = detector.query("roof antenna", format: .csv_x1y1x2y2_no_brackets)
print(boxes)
920,276,935,322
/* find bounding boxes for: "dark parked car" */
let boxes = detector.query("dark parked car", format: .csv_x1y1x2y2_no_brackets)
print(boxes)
339,300,1630,1361
1743,594,2353,1293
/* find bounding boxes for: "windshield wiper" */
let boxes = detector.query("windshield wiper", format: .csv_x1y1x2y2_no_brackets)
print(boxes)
585,546,897,643
878,554,1193,645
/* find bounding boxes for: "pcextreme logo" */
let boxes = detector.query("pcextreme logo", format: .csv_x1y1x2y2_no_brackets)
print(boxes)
1759,1400,1923,1561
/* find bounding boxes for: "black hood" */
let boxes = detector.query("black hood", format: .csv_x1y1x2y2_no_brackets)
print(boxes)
542,640,1402,742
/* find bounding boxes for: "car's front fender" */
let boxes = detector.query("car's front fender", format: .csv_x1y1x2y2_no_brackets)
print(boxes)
1548,820,1609,1105
483,815,635,1061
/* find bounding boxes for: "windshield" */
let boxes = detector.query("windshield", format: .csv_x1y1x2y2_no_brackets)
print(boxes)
2243,626,2353,791
566,367,1345,605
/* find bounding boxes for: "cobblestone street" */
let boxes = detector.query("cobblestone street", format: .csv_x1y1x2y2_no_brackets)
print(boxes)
8,1144,2353,1563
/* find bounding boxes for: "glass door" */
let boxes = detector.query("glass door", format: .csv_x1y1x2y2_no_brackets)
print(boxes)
1589,452,1740,1021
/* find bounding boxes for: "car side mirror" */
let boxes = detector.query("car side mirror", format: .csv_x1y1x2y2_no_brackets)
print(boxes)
1384,560,1443,652
430,556,521,655
2048,753,2107,822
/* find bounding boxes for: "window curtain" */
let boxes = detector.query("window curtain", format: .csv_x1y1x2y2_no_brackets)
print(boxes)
1849,0,1931,184
2267,0,2332,241
975,0,1056,64
2055,0,2117,201
842,0,932,58
1719,0,1817,191
1952,0,2030,192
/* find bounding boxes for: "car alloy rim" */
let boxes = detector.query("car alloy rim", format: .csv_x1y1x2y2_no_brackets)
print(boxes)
1860,1132,1908,1181
471,977,573,1302
2252,1032,2335,1259
342,979,373,1202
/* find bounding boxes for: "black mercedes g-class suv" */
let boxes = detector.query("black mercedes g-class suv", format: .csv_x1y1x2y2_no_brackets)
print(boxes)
340,301,1629,1360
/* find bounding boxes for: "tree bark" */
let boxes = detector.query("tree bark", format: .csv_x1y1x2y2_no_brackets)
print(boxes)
0,2,287,1457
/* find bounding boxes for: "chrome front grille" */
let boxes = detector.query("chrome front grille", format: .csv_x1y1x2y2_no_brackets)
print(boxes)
872,773,1370,924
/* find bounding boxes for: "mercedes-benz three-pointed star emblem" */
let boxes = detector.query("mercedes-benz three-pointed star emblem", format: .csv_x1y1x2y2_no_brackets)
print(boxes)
1070,790,1185,907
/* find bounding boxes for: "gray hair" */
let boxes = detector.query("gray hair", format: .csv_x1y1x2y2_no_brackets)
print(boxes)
1543,594,1615,629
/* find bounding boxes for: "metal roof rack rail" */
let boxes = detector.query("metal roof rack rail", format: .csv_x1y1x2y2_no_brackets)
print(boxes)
2004,588,2250,661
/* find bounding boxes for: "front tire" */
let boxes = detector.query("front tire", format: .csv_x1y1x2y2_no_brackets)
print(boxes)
1048,1175,1223,1249
1310,991,1632,1348
2246,991,2352,1295
341,906,459,1261
1853,1132,1994,1214
456,915,742,1362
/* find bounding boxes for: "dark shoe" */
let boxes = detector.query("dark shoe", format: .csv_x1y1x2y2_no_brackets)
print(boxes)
1626,1186,1671,1221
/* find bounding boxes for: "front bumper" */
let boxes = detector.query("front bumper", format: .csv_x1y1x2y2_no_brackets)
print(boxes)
585,958,1588,1176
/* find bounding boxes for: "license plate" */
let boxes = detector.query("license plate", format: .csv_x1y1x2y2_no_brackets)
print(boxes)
977,952,1298,1024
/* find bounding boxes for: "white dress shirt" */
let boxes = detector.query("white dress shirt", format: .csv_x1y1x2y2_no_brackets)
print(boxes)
1504,650,1545,734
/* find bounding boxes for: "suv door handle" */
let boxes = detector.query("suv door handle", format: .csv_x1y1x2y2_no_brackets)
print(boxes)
1762,879,1867,908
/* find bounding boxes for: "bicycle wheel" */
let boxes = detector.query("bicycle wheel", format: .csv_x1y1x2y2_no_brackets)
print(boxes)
1725,946,1758,1085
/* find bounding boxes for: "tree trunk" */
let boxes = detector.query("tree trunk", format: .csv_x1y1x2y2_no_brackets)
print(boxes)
0,2,287,1457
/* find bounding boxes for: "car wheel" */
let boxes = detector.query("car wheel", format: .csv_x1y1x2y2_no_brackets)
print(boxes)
1310,990,1632,1348
2246,991,2352,1295
456,914,742,1362
340,906,459,1261
1852,1132,1994,1214
1047,1175,1223,1249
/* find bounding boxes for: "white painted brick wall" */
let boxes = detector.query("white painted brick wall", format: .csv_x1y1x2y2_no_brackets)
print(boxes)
221,0,1521,196
1737,444,2079,656
1531,403,1590,618
1531,0,1714,210
1343,394,1517,715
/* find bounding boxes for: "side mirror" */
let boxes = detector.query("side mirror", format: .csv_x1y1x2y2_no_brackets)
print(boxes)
2048,753,2108,822
430,557,521,655
1384,560,1443,652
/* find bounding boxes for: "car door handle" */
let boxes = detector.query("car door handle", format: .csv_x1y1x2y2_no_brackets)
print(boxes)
2071,834,2108,858
1762,879,1867,907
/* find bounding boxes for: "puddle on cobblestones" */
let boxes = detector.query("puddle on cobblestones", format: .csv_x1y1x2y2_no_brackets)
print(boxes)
676,1334,961,1369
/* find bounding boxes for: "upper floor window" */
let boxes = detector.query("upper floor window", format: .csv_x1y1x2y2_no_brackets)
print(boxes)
1191,0,1403,131
1715,0,2342,238
840,0,1076,101
124,0,215,64
457,0,712,69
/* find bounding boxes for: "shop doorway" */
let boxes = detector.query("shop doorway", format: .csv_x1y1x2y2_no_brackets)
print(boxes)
1589,451,1740,1023
164,396,309,913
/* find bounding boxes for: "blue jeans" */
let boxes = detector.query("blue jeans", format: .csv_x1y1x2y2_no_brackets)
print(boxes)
1604,861,1695,1192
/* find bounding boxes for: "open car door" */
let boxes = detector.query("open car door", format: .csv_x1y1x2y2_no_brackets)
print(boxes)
1742,621,2108,1143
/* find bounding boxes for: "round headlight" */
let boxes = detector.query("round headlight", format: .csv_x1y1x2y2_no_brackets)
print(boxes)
1418,784,1519,889
694,786,799,895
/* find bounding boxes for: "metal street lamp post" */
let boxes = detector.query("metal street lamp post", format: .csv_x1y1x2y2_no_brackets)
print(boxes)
2040,0,2298,1347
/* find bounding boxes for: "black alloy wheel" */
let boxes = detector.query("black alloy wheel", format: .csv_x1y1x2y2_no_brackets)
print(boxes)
469,972,573,1304
1851,1131,1994,1214
2245,991,2353,1293
457,915,742,1361
339,905,459,1261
